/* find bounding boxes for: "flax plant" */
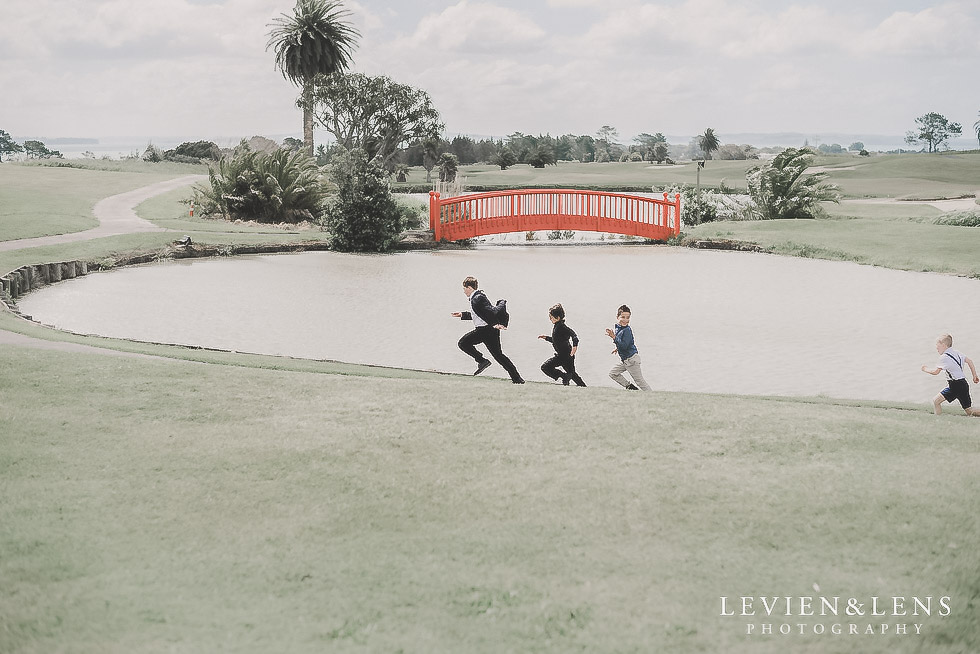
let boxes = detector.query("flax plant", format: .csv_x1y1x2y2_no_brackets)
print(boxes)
194,146,328,223
746,147,842,220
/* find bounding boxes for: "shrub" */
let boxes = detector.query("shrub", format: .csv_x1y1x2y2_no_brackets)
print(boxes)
934,211,980,227
745,147,841,220
164,154,205,165
664,184,753,225
323,148,407,252
166,140,221,161
193,142,328,223
142,144,164,162
395,198,428,230
526,145,556,168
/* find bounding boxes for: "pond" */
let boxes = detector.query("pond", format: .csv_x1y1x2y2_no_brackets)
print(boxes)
18,246,980,404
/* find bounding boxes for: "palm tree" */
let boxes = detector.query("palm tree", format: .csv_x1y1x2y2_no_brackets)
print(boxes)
267,0,359,157
974,111,980,149
698,127,720,160
745,147,841,220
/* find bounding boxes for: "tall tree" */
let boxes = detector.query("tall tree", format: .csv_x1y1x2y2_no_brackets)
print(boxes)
422,137,441,183
310,73,443,168
973,111,980,149
23,140,61,159
698,128,720,160
267,0,359,157
634,132,668,162
0,130,24,161
437,152,459,182
904,112,962,153
594,125,621,162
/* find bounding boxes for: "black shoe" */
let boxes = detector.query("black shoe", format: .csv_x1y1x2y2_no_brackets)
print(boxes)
626,383,639,390
513,378,525,384
474,360,492,376
561,375,570,386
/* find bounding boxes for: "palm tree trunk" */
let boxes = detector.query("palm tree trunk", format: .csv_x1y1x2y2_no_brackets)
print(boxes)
302,85,315,157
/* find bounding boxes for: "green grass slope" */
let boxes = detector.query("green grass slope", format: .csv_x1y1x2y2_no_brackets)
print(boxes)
1,344,977,654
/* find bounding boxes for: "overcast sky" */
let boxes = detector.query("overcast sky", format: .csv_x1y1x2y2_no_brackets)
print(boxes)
3,0,978,145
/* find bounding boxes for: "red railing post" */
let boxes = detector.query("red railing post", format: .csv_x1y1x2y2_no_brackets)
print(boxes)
672,192,681,234
429,191,440,240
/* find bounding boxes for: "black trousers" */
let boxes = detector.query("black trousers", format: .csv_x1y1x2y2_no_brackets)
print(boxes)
541,354,586,386
458,326,523,382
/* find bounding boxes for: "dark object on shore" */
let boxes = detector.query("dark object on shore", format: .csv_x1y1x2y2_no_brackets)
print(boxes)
175,235,192,246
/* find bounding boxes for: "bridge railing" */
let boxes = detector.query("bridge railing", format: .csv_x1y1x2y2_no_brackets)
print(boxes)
428,189,682,242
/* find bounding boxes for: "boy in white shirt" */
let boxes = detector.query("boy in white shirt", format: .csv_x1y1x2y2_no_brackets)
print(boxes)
921,333,980,416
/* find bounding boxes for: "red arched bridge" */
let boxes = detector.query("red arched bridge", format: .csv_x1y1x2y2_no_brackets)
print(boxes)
428,189,682,242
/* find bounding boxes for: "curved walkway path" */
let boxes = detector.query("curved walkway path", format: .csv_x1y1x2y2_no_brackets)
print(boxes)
0,174,205,253
1,174,205,354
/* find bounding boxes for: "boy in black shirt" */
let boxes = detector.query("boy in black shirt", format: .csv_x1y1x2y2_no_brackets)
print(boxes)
538,303,586,386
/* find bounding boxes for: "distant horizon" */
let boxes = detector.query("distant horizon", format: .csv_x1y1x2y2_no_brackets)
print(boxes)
10,130,977,157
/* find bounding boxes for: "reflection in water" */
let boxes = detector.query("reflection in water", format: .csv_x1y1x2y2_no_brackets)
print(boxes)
18,246,980,403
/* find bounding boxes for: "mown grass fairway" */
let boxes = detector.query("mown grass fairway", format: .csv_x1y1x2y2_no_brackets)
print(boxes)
398,152,980,199
688,212,980,278
1,346,978,654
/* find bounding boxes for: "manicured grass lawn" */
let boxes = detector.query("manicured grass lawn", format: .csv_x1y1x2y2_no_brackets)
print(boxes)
398,152,980,200
1,345,978,653
814,151,980,199
398,159,756,191
688,210,980,278
0,161,206,241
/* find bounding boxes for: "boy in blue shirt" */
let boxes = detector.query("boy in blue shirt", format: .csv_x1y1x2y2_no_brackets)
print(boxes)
921,333,980,416
605,304,651,391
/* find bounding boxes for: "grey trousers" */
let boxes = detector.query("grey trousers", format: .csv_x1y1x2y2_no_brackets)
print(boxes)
609,353,651,390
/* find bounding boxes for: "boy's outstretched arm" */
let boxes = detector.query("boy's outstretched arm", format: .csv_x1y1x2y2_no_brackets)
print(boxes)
965,356,980,383
921,365,942,375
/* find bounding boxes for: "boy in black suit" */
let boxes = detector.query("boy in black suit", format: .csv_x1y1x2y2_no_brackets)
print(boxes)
451,276,524,384
538,303,586,386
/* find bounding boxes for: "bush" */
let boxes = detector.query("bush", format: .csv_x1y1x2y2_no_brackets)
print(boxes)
164,154,205,165
526,145,556,168
142,144,164,163
166,140,221,161
323,148,407,252
193,142,328,223
664,185,754,225
934,211,980,227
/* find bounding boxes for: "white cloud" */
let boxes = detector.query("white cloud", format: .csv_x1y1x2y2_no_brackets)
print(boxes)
545,0,605,7
399,1,547,54
1,0,976,141
858,3,979,56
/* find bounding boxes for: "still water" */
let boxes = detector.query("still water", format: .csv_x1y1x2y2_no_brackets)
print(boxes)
18,246,980,403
